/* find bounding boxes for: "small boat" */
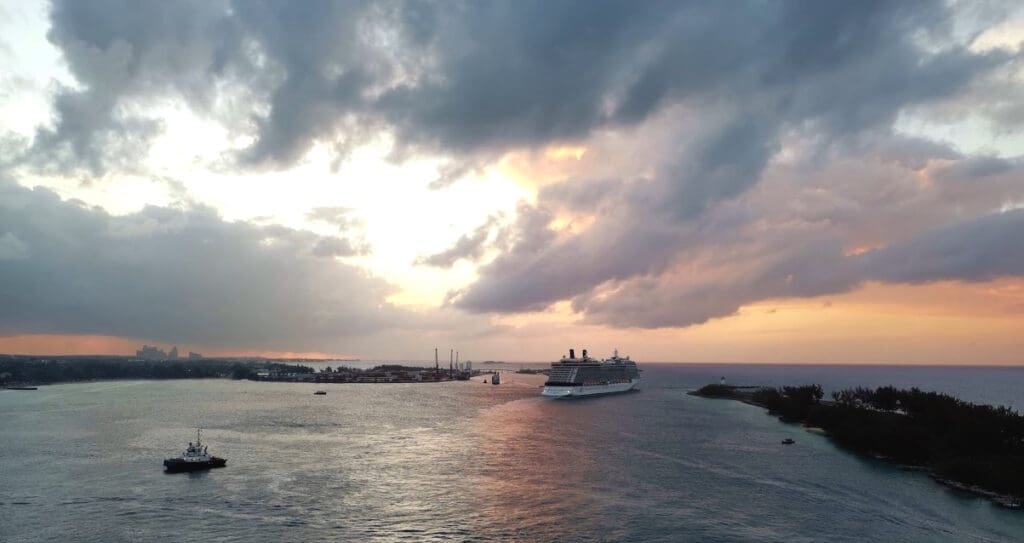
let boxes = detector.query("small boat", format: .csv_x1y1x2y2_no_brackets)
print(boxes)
4,386,38,390
491,372,500,385
314,390,327,395
164,429,227,473
483,379,488,384
782,438,795,445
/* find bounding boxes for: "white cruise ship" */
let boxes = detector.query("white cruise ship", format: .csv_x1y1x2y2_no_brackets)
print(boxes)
541,348,640,398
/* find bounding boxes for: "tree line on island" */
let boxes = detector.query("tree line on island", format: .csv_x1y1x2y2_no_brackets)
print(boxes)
695,383,1024,506
0,357,456,386
0,356,314,385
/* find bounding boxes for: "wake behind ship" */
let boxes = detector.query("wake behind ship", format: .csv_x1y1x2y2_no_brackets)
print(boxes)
542,349,640,398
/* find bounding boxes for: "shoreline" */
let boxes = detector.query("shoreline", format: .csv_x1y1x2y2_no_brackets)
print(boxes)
1,375,482,388
689,387,1024,511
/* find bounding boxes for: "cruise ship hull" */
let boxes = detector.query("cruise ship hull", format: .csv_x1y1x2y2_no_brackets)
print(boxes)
542,379,640,398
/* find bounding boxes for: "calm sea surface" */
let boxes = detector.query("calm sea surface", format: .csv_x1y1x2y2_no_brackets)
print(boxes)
2,364,1023,542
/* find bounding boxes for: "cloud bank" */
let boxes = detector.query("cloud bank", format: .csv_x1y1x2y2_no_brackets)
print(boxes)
3,0,1023,350
0,180,411,348
34,1,1014,171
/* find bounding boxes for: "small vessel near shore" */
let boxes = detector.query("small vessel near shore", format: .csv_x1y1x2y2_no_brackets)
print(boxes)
542,348,640,398
782,438,796,445
314,390,327,395
491,372,500,385
163,429,227,473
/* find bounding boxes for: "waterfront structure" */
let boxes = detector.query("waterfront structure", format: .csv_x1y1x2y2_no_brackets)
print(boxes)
542,349,640,398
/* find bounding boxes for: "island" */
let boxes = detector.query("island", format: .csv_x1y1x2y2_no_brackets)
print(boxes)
253,364,476,383
0,355,478,387
691,383,1024,510
0,355,316,386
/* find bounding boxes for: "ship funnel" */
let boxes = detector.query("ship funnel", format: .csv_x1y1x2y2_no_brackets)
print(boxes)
569,348,575,359
582,349,588,359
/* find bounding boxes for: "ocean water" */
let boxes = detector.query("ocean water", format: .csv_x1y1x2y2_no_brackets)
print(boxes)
2,364,1023,542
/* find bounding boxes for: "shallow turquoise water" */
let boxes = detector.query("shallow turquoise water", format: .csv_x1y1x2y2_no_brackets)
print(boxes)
2,364,1022,542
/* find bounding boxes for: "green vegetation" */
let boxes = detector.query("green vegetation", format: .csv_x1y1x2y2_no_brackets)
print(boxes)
816,386,1024,501
752,385,824,422
694,383,1024,506
0,356,313,385
367,364,434,373
695,383,737,397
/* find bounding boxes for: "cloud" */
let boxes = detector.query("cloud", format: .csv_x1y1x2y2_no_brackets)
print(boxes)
414,214,501,268
30,0,250,174
311,236,367,258
33,1,1015,174
17,0,1024,338
863,208,1024,284
0,232,29,260
0,179,410,349
306,206,358,228
432,0,1022,326
304,206,368,255
452,124,1024,327
452,200,684,313
932,156,1018,182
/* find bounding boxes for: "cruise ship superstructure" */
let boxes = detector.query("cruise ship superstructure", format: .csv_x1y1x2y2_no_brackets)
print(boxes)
542,349,640,398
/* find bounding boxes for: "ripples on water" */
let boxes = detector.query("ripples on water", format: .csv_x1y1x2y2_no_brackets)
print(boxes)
2,364,1024,542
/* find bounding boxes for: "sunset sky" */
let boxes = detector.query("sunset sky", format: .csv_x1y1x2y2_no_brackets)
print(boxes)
1,0,1023,363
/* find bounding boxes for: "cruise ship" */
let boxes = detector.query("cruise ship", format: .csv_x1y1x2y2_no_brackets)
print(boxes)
542,348,640,398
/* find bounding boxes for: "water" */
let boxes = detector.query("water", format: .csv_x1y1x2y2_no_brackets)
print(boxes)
2,364,1023,542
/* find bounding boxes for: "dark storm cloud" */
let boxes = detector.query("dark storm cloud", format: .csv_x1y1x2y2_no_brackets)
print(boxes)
37,1,1011,173
28,0,1024,331
453,205,681,313
932,156,1018,182
573,239,858,328
33,0,249,173
454,138,1024,325
862,208,1024,284
229,0,393,166
0,180,407,348
441,1,1020,320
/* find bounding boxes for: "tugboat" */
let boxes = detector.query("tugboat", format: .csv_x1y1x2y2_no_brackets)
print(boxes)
163,429,227,472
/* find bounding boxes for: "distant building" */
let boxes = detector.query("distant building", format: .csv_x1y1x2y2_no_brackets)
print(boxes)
136,345,167,360
188,351,202,359
168,346,179,359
